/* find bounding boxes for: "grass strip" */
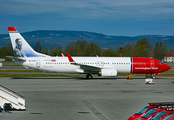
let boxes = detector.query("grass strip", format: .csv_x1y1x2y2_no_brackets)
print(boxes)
0,74,85,78
0,70,43,72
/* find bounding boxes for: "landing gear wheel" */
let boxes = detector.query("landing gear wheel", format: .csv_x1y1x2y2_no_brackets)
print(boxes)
3,103,12,111
86,74,93,79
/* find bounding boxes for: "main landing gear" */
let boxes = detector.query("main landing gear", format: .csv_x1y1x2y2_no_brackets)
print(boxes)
86,74,93,79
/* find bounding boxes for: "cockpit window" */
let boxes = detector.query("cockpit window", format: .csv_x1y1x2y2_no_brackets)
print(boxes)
158,62,164,64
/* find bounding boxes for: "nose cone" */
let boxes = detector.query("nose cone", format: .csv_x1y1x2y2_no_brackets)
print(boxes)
164,64,171,71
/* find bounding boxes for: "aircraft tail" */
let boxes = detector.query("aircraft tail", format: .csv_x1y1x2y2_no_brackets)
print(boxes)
8,27,50,57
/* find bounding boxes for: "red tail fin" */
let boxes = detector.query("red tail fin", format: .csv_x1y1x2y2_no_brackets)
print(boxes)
8,27,17,32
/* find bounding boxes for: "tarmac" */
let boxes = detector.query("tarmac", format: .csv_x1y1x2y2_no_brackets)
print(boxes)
0,77,174,120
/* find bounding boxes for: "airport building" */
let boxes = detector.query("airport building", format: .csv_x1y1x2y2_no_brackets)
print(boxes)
164,52,174,63
164,57,174,63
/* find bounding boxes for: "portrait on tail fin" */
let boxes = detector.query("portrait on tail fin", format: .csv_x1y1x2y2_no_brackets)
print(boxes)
13,38,26,57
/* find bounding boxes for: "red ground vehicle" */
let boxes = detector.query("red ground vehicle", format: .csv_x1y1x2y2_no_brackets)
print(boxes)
163,114,174,120
128,102,174,120
151,110,174,120
128,105,158,120
135,107,166,120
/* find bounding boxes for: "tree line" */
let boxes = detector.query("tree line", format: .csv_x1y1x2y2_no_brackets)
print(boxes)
0,38,169,61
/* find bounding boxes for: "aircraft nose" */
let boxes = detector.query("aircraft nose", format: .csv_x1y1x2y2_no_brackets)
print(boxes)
164,64,171,71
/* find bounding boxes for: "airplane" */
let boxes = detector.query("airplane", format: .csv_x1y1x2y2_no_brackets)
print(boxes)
7,27,171,79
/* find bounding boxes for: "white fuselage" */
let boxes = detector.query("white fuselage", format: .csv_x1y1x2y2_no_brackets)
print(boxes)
15,57,132,74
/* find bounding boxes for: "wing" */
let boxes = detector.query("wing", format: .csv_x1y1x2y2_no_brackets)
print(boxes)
66,53,101,73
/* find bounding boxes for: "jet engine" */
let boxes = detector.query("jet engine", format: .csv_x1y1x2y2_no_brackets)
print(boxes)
99,69,118,77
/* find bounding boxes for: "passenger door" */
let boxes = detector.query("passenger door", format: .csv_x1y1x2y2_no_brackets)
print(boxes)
150,60,154,68
150,60,155,72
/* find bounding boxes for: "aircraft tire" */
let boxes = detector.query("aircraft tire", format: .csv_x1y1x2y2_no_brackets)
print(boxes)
86,74,92,79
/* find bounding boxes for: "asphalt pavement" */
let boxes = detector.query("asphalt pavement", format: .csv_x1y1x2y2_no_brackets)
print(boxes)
0,77,174,120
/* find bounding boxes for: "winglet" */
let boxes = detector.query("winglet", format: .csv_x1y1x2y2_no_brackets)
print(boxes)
61,53,65,57
66,53,75,63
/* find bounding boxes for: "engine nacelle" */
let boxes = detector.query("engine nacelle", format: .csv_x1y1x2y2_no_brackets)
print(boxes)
101,69,118,77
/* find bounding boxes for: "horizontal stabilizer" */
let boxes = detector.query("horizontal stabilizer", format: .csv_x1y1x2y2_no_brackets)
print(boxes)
6,56,26,61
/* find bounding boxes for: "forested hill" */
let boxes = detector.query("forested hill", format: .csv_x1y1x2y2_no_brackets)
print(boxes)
0,30,174,50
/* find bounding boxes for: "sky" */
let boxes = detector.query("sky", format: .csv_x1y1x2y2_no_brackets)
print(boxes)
1,0,174,36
